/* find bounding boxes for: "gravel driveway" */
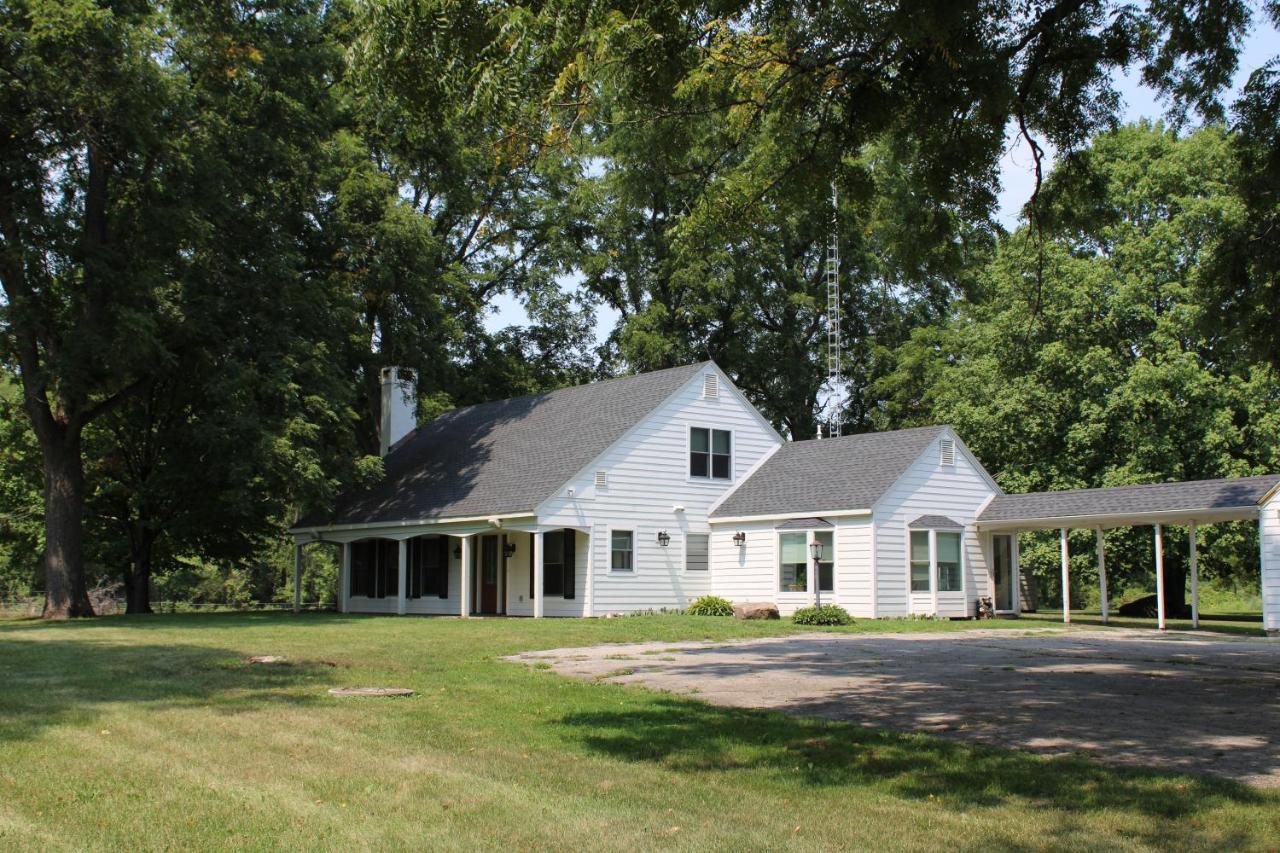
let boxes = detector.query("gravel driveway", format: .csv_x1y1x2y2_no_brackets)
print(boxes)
512,627,1280,786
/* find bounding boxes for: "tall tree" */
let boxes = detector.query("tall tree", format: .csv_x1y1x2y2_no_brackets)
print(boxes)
877,124,1280,611
0,0,338,617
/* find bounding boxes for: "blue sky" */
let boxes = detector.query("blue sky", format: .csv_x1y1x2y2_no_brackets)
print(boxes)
486,19,1280,340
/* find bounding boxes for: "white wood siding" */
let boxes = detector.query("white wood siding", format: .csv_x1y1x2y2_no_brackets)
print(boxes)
538,368,781,613
1262,493,1280,635
872,430,999,618
709,516,873,616
506,530,588,617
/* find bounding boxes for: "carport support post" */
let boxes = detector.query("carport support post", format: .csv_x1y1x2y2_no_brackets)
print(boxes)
1060,528,1071,624
396,539,408,616
460,536,472,617
1096,528,1108,625
1154,524,1167,631
292,543,303,614
339,542,351,613
533,530,545,618
1189,522,1199,630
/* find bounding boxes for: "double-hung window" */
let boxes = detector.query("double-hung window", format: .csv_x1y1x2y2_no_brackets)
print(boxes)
610,530,634,572
690,427,731,479
909,528,964,593
778,530,834,593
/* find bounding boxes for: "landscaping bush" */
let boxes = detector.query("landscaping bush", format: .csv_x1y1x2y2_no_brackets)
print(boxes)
792,604,853,626
687,595,734,616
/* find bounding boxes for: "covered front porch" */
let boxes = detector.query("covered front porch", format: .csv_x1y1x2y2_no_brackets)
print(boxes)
290,520,594,618
976,475,1280,636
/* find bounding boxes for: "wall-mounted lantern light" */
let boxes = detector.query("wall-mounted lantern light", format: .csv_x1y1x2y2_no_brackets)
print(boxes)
503,541,517,559
657,530,671,547
732,531,746,547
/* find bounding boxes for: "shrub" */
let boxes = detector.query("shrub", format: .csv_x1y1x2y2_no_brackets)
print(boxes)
792,604,853,626
687,595,734,616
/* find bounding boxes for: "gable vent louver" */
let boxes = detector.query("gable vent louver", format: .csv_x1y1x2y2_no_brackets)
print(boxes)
594,470,608,488
703,373,719,399
940,437,956,467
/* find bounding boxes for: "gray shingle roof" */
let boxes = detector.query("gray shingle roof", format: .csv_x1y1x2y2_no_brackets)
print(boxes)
977,474,1280,525
295,362,709,528
909,515,965,530
775,517,833,530
710,426,949,519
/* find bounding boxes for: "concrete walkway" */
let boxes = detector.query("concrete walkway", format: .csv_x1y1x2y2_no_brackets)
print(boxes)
512,628,1280,786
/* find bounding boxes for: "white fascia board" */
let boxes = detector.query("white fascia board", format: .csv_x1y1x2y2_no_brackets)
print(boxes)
291,512,536,541
708,508,872,525
947,427,1005,496
975,505,1261,532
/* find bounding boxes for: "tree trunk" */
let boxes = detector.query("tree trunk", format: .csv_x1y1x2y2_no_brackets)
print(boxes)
40,431,94,619
124,526,155,615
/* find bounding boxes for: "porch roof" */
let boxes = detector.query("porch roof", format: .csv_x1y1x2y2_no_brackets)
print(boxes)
975,474,1280,531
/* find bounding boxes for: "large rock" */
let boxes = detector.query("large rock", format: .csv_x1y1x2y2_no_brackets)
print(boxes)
733,601,780,620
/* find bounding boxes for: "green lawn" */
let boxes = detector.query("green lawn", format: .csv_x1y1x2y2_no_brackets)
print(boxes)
1020,610,1268,637
1,614,1276,851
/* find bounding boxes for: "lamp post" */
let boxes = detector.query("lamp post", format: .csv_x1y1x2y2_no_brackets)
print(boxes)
809,538,823,608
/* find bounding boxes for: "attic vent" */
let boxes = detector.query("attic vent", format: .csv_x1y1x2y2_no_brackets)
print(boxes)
594,470,608,488
702,373,719,399
940,437,956,467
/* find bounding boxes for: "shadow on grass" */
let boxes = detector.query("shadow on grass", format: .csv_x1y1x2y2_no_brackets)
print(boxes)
559,697,1267,848
0,634,339,743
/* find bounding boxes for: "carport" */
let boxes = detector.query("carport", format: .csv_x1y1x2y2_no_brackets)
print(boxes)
976,475,1280,636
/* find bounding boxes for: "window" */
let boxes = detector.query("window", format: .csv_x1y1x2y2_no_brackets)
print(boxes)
610,530,634,571
542,529,576,598
779,532,807,591
407,536,448,599
910,530,931,592
936,531,963,592
778,530,834,592
690,427,731,479
350,539,399,599
686,533,709,571
814,531,834,593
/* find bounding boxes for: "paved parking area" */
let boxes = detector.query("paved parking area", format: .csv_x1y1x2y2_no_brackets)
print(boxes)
512,628,1280,786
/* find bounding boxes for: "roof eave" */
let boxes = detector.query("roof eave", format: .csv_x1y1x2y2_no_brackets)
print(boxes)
975,505,1261,532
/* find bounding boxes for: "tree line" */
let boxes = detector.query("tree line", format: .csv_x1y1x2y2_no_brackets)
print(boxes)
1,0,1276,617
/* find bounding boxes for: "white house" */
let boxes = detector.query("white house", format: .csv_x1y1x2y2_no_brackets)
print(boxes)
290,362,1280,634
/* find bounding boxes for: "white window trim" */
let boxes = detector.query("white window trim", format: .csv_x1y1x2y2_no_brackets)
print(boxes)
906,527,966,610
607,527,636,573
686,425,735,484
775,528,837,596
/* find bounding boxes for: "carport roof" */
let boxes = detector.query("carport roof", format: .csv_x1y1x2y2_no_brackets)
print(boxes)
976,474,1280,530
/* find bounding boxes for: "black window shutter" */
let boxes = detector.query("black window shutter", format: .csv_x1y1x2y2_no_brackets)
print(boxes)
437,536,449,599
563,529,576,599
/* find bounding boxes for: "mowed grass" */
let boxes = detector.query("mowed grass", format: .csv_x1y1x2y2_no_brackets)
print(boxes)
1,614,1276,851
1020,610,1269,637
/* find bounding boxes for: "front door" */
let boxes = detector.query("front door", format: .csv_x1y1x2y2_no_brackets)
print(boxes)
479,535,500,614
992,534,1014,612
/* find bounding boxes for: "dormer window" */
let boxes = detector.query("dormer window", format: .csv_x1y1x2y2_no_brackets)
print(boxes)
690,427,731,479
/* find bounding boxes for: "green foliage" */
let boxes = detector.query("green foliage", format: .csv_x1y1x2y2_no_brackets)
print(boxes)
877,124,1279,607
792,605,853,626
687,595,734,616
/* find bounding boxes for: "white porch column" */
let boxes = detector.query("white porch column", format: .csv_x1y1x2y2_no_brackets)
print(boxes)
1154,524,1167,630
459,536,472,617
1060,528,1071,624
1189,522,1199,630
397,539,408,616
532,530,545,618
1096,528,1108,625
293,543,303,614
584,528,595,618
339,542,351,613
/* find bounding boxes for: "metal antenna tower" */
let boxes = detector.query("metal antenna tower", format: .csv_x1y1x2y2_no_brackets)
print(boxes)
825,182,843,437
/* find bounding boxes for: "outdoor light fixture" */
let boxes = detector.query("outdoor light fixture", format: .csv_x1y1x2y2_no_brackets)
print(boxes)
809,540,823,561
503,541,517,559
657,530,671,547
732,531,746,547
453,543,462,559
810,539,824,608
